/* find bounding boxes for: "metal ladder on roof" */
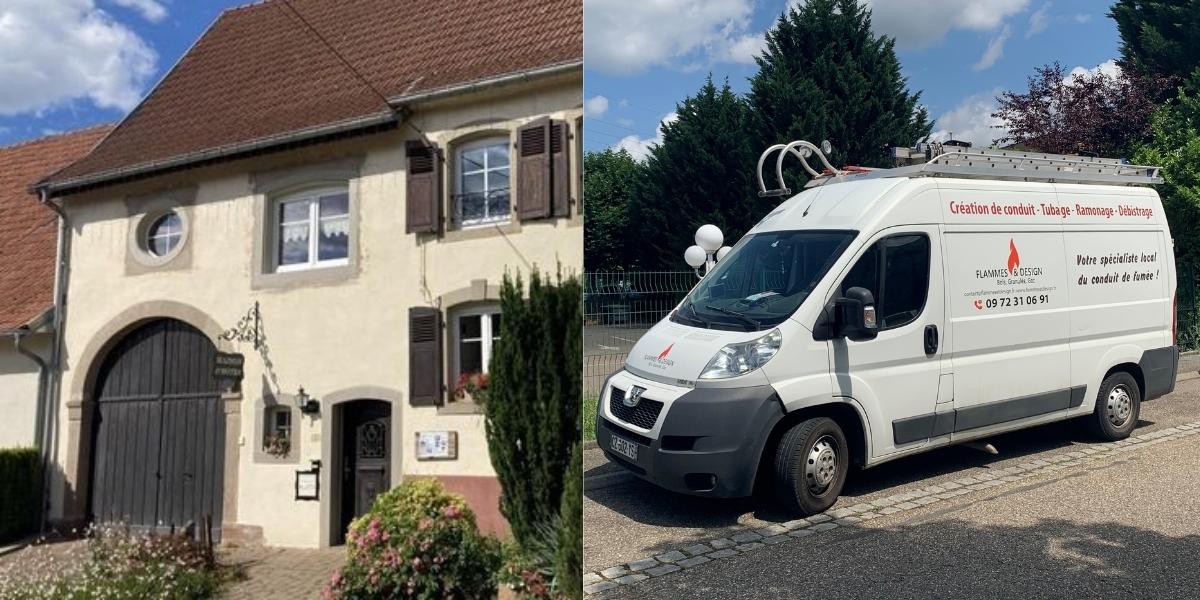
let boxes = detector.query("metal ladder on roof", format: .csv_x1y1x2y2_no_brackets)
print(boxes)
757,140,1163,197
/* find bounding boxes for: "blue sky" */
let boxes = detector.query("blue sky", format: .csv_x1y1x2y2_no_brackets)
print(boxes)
0,1,245,146
583,0,1122,158
0,0,1122,154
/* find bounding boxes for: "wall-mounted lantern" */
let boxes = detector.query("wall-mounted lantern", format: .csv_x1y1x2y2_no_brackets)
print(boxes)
296,386,320,415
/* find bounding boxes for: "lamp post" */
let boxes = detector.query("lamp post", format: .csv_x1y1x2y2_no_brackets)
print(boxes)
684,224,732,279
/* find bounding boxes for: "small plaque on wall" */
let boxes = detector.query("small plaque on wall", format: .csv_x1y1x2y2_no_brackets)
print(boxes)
416,431,458,461
295,469,319,500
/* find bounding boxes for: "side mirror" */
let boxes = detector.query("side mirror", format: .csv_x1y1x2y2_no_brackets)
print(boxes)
835,287,878,341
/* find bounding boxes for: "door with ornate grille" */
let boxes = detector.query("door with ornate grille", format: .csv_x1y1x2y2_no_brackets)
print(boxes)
89,318,225,538
340,400,390,534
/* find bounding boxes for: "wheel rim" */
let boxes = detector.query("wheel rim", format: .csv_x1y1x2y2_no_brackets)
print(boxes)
1107,384,1133,427
805,435,838,495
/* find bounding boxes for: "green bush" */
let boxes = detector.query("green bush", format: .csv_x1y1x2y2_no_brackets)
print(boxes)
0,447,41,544
0,524,230,599
324,479,502,599
554,444,582,600
485,271,582,550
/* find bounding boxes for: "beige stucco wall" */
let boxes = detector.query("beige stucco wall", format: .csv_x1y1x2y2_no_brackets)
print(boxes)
0,333,48,449
50,75,582,547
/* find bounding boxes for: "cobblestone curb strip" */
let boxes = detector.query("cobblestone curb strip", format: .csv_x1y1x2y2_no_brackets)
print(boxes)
582,421,1200,596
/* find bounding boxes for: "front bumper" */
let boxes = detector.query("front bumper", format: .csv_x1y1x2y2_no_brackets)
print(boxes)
595,372,784,497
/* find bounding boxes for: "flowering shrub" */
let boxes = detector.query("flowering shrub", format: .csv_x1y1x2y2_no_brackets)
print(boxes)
263,432,291,458
452,372,490,402
498,540,554,599
0,524,231,600
323,479,501,599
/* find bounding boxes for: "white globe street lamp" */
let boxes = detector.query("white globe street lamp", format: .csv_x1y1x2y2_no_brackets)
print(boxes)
684,225,730,278
695,224,723,252
684,245,707,269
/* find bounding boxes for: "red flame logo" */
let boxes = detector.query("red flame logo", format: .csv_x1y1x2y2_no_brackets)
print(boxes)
658,344,674,360
1007,239,1020,273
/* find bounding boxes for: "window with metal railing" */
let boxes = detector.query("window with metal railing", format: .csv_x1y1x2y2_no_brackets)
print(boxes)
455,138,511,227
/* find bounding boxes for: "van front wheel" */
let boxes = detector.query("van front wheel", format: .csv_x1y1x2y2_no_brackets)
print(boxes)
774,417,849,515
1087,372,1141,441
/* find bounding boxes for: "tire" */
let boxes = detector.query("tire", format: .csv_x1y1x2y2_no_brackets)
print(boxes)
773,417,849,515
1086,371,1141,441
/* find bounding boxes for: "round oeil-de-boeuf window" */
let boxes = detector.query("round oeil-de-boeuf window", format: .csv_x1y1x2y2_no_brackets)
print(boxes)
146,211,183,257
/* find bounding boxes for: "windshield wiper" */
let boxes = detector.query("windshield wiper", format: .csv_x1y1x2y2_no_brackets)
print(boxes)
683,300,710,327
704,305,761,329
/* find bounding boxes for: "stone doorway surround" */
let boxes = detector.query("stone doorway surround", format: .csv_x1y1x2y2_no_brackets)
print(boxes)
318,386,403,548
60,301,245,540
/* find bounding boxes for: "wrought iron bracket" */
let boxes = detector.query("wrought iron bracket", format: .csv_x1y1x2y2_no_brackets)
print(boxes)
220,301,261,350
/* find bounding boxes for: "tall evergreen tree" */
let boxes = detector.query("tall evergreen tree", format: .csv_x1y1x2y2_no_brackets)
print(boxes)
485,271,581,550
630,77,770,270
583,149,642,271
1110,0,1200,87
749,0,930,178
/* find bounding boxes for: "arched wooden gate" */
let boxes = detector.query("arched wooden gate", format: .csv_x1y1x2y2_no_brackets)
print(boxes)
89,318,225,537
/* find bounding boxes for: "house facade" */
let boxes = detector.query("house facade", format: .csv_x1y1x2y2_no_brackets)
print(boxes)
35,0,582,548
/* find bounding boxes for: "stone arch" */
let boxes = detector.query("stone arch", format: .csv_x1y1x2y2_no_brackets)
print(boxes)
61,300,237,527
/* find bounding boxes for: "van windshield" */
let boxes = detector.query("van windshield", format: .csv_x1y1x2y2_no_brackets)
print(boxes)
674,230,856,331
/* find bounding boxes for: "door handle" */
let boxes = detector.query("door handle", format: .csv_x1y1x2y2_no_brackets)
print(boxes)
924,324,939,356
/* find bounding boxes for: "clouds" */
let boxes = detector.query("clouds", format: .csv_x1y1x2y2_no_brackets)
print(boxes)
0,0,158,116
1069,59,1121,80
973,26,1011,71
613,112,678,161
585,95,610,118
929,89,1008,148
862,0,1028,49
584,0,761,74
109,0,167,23
1027,3,1050,37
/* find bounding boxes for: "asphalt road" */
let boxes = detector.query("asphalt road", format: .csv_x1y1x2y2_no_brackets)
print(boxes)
584,374,1200,598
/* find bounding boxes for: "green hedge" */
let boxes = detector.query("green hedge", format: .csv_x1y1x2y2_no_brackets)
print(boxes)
0,448,42,543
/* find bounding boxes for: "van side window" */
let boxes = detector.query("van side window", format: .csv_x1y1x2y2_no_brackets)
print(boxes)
840,234,930,330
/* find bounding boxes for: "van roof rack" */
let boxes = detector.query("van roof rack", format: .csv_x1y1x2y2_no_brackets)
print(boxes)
757,140,1163,195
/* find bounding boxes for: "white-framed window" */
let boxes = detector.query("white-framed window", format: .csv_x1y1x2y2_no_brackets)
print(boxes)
455,138,510,227
146,211,184,257
453,306,502,378
275,186,350,272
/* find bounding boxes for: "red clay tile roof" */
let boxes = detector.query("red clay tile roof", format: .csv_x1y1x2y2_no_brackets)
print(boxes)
0,125,113,332
45,0,582,192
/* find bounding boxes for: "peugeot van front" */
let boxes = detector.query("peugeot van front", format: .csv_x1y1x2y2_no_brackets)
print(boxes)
595,225,864,508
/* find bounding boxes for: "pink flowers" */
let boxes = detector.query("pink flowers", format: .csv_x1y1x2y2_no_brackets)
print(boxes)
443,504,462,519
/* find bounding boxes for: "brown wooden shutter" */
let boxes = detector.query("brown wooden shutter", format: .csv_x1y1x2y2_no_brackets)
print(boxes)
550,120,570,217
517,117,552,221
406,141,442,234
409,307,443,406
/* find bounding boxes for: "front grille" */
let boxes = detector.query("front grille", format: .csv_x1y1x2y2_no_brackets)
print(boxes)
609,386,664,430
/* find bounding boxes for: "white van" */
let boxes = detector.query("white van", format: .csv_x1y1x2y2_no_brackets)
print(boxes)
595,142,1179,515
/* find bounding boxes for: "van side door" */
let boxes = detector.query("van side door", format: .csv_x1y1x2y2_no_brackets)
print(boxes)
826,225,947,457
943,228,1072,435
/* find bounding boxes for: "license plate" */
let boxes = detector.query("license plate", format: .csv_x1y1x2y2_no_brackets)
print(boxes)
609,434,639,462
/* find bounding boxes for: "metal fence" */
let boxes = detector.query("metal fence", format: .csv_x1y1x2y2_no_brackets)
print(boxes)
584,271,696,396
1178,264,1199,352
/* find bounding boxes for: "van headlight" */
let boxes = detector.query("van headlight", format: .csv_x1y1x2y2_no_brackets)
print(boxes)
699,329,782,379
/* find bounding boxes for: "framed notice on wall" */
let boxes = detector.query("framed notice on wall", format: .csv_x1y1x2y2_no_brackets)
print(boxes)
295,469,319,500
415,431,458,461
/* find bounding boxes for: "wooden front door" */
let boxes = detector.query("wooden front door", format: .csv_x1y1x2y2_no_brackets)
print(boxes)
340,400,390,534
89,318,225,539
